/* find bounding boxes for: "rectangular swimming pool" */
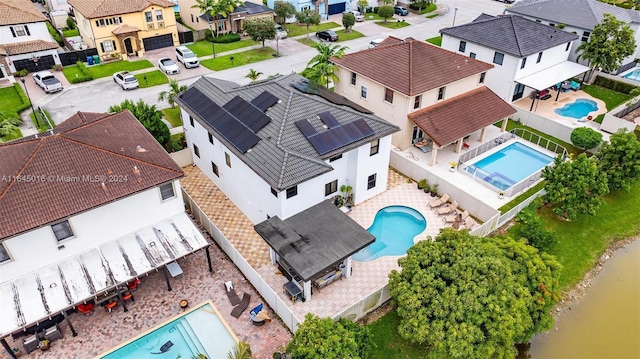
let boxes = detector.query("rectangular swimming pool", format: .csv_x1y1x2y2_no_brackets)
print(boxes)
465,142,554,191
99,301,237,359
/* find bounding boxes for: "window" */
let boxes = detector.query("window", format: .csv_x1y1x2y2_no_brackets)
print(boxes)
458,40,466,53
271,187,278,197
301,5,310,10
0,243,11,263
582,31,590,42
100,40,116,52
412,126,424,141
52,220,74,241
493,52,504,65
479,72,486,84
194,144,200,158
191,14,194,22
211,162,219,177
286,186,297,198
565,42,571,51
190,116,194,127
10,25,29,37
156,10,163,20
208,132,214,144
536,52,543,63
225,152,231,167
520,57,527,69
217,22,224,32
350,72,356,85
437,86,445,101
470,52,476,59
159,183,175,200
329,154,342,162
370,139,379,156
414,95,421,109
145,11,153,22
361,86,367,98
367,174,377,190
325,180,338,196
384,88,394,103
97,19,105,27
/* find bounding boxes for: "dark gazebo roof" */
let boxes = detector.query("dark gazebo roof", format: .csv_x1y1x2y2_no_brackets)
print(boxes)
254,201,375,282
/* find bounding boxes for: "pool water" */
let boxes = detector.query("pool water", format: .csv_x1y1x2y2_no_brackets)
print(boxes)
622,69,640,81
101,302,236,359
466,142,554,191
352,206,426,262
554,99,598,119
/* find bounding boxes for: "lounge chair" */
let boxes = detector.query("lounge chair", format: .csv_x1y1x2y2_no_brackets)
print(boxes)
464,218,475,230
428,193,449,208
23,334,39,354
437,201,458,215
44,324,63,342
231,293,251,318
444,210,469,224
570,80,581,91
224,282,241,306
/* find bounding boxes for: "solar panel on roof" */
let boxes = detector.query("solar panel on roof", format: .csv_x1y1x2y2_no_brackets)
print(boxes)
294,119,318,137
295,116,376,156
223,96,271,132
318,111,340,128
251,91,279,112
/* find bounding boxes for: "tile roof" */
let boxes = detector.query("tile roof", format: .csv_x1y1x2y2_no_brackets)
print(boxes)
175,74,399,191
0,0,46,25
331,38,494,96
408,86,516,147
0,39,58,55
508,0,640,30
440,14,578,58
0,111,184,239
112,24,142,34
67,0,174,19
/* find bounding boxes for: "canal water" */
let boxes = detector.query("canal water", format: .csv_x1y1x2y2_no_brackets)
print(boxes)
522,239,640,359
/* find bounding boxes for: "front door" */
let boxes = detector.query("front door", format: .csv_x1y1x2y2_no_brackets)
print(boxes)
512,83,525,101
124,38,134,54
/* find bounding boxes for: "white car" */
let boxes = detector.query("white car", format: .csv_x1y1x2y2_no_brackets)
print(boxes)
368,38,384,49
112,71,139,90
175,46,200,68
275,24,288,39
158,57,180,75
350,10,365,22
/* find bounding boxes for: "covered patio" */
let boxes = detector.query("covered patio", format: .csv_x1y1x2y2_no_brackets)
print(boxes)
515,61,591,110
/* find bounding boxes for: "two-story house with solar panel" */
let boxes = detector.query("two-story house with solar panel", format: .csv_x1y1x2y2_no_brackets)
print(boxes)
175,74,399,225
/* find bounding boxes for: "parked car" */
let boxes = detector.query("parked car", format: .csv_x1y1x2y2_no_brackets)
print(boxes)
368,38,384,49
275,24,288,39
175,46,200,68
32,70,63,94
112,71,139,90
394,6,409,16
316,30,338,42
495,0,514,3
158,57,180,75
349,10,365,22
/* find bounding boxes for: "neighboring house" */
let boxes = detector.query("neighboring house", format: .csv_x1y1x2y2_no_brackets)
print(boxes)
43,0,72,29
0,110,209,342
175,74,399,225
0,0,61,79
180,0,273,33
67,0,179,59
507,0,640,66
332,37,516,166
265,0,356,21
440,14,589,103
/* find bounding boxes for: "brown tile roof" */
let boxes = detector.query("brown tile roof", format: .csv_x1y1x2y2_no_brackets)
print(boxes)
112,24,141,34
332,38,494,96
408,87,516,147
0,111,184,239
68,0,174,18
0,39,58,55
0,0,46,25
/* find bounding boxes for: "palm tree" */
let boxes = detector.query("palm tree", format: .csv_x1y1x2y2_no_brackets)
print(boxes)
158,79,188,108
305,43,348,88
227,341,252,359
192,0,243,58
306,62,339,88
307,43,348,68
0,115,22,138
245,69,263,82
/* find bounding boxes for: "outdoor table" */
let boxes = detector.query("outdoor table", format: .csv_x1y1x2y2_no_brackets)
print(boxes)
283,280,303,302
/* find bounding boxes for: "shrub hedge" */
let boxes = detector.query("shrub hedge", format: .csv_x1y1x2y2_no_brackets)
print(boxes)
594,75,638,94
213,33,241,43
69,61,93,83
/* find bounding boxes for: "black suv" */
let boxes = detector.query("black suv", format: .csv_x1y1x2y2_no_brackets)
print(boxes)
316,30,338,42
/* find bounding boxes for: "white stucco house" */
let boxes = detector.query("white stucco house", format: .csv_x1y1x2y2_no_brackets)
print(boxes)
175,74,399,225
0,111,209,347
0,0,61,80
440,14,590,104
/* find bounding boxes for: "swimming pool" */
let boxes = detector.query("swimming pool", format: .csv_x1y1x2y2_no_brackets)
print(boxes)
352,206,426,262
465,142,554,191
622,68,640,81
100,301,237,359
554,99,598,119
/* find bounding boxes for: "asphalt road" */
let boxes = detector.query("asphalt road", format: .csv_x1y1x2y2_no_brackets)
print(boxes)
34,0,507,128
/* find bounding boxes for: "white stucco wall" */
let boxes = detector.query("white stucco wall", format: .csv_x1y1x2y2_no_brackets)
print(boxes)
0,22,52,46
0,181,185,281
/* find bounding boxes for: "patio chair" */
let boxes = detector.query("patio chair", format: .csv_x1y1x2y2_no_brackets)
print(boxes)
428,193,449,208
464,218,475,230
437,201,458,215
224,282,241,306
249,303,270,326
23,334,39,354
570,80,581,91
444,210,469,224
44,323,63,342
231,293,251,318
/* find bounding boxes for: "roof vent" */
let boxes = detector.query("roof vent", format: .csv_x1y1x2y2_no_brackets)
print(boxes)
101,182,107,192
457,65,460,70
136,145,147,152
133,165,140,176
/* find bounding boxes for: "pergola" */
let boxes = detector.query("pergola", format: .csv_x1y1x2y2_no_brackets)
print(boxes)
515,61,591,108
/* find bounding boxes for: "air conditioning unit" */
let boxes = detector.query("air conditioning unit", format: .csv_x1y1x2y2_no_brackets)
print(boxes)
157,21,165,29
147,23,155,30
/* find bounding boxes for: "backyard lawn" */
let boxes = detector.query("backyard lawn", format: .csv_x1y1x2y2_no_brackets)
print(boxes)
495,119,581,156
0,84,29,116
62,29,79,37
135,70,168,88
426,36,442,46
581,84,632,123
284,22,340,37
367,310,427,358
162,107,182,128
200,47,275,71
61,60,153,81
186,39,259,57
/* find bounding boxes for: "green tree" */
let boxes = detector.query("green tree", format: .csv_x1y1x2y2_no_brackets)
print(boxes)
296,9,321,38
192,0,243,57
273,0,296,27
357,0,369,12
388,230,561,359
243,17,276,48
66,16,76,30
158,79,188,108
108,99,170,149
381,0,394,4
576,13,636,74
286,313,372,359
570,127,603,150
342,12,355,33
542,154,609,220
245,68,263,82
0,116,22,137
305,43,348,88
226,341,252,359
511,200,558,252
596,129,640,191
378,6,395,23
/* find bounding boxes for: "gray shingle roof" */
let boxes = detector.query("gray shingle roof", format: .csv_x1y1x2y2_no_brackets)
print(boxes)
508,0,640,30
440,14,578,57
176,74,399,191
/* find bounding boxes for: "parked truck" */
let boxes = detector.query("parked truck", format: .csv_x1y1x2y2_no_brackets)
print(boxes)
33,70,63,94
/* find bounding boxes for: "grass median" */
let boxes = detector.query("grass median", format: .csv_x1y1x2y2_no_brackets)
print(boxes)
200,47,276,71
